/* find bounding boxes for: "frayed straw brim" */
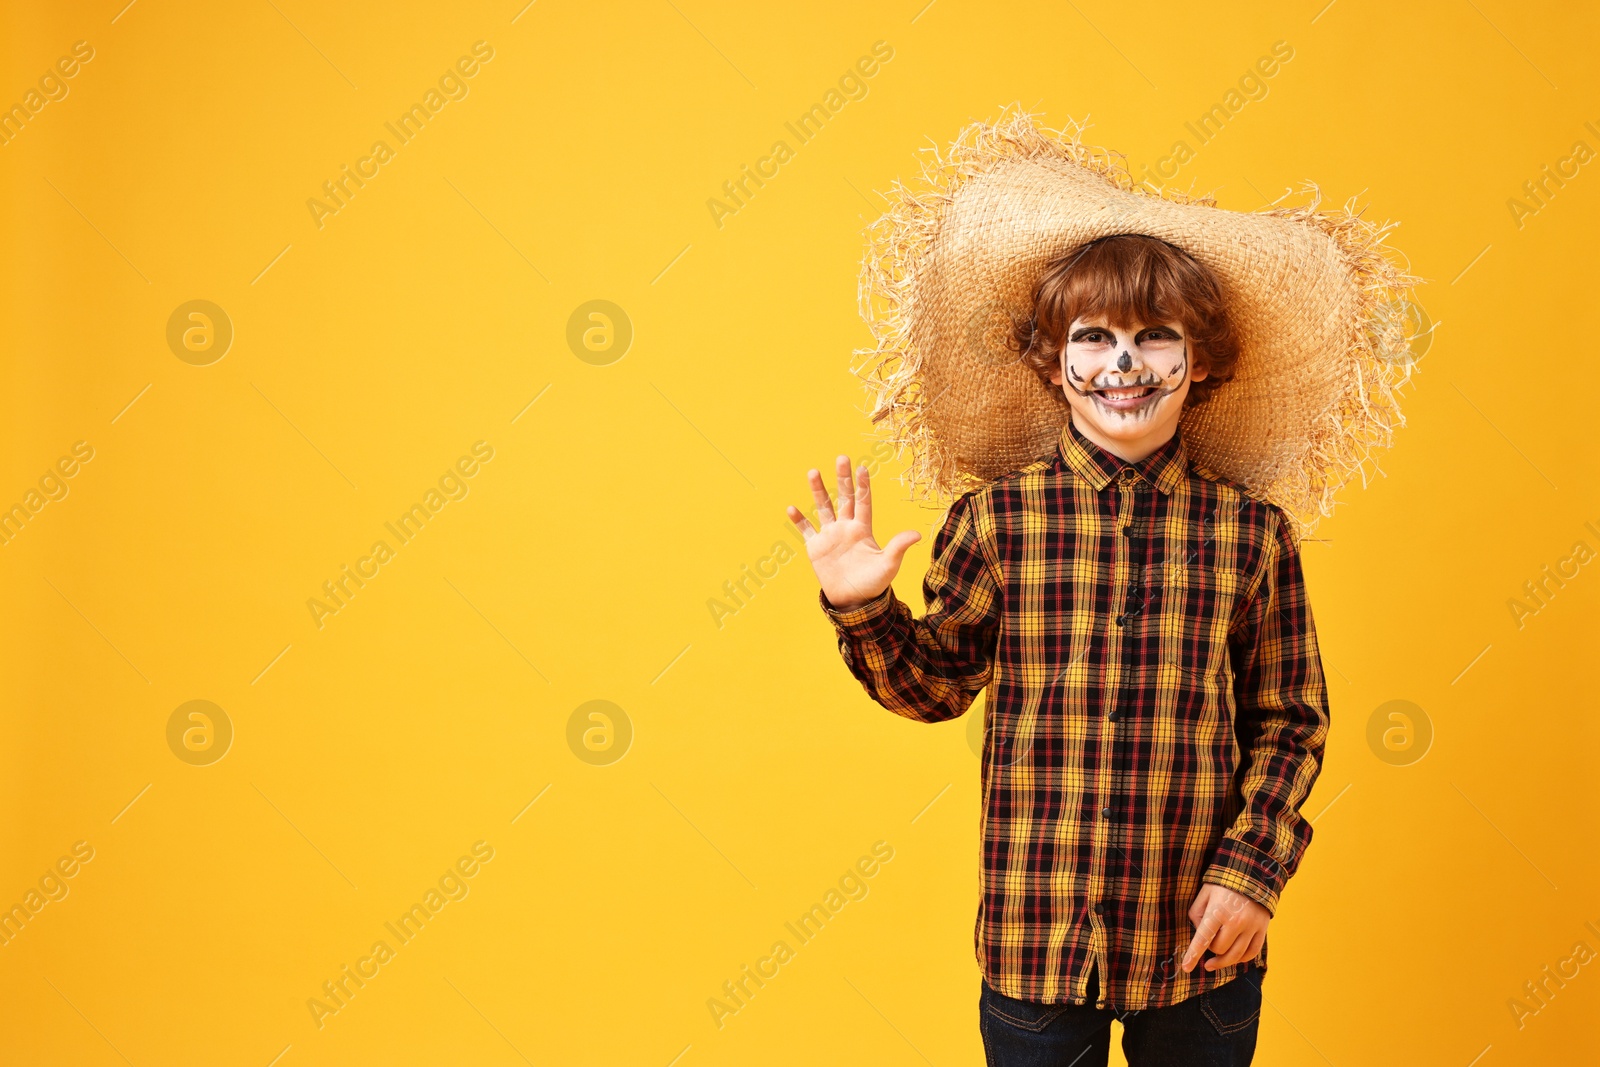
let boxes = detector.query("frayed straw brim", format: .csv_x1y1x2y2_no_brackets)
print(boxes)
853,103,1426,539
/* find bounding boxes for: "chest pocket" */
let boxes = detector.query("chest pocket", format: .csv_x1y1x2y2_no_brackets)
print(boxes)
1137,560,1247,673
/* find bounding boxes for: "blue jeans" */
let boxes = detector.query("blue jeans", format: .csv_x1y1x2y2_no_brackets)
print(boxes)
980,962,1262,1066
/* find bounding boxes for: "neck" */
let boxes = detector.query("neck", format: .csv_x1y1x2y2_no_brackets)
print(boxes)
1070,409,1178,463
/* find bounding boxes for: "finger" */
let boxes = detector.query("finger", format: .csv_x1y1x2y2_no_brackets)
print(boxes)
1238,927,1266,965
1203,915,1248,966
1206,921,1257,971
1181,913,1220,973
807,468,836,524
1180,927,1208,974
1187,883,1213,926
1205,908,1243,961
882,529,922,566
835,455,854,522
785,505,816,541
854,463,873,530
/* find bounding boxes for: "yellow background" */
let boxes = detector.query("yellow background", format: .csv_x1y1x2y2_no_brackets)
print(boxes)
3,1,1597,1063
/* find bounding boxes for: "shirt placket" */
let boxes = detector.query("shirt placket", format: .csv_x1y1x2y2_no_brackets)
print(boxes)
1086,465,1141,1007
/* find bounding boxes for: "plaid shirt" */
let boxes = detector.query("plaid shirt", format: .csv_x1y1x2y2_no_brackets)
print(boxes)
820,417,1329,1009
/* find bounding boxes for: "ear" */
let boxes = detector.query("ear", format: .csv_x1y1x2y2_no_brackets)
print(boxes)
1048,354,1064,386
1189,351,1209,383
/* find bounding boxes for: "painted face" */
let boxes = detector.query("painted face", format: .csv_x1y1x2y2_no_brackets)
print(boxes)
1048,316,1207,459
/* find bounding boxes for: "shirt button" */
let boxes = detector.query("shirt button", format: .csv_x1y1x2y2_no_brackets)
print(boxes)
1121,525,1132,537
1093,901,1107,915
1101,806,1112,819
1114,615,1125,626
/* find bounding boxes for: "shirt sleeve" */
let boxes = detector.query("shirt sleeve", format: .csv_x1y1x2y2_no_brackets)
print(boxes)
818,489,1002,724
1202,506,1331,916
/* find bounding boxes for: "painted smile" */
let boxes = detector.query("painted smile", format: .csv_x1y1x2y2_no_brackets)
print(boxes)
1089,383,1163,413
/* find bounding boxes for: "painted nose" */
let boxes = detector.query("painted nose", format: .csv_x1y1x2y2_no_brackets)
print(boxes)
1117,350,1133,373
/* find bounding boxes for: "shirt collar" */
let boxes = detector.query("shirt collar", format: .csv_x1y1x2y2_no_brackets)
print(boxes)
1055,416,1189,495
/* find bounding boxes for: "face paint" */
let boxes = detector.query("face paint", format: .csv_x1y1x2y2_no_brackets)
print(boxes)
1051,318,1201,457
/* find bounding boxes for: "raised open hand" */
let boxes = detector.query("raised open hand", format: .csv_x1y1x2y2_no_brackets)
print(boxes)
786,455,922,612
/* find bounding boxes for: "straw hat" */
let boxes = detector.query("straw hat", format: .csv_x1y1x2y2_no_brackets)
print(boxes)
854,104,1427,538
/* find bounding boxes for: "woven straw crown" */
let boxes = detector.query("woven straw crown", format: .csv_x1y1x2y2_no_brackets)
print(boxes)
854,105,1426,538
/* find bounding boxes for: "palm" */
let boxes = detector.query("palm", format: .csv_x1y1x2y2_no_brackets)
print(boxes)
787,455,921,611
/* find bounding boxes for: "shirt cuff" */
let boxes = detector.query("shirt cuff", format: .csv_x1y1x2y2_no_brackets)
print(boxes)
1201,837,1288,917
818,586,896,634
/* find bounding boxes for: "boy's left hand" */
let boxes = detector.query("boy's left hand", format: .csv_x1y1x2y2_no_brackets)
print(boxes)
1181,884,1269,973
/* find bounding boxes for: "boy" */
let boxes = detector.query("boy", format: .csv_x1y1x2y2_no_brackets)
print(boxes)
787,233,1331,1065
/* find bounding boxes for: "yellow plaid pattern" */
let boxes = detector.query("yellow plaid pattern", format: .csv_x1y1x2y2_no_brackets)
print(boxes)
821,417,1330,1009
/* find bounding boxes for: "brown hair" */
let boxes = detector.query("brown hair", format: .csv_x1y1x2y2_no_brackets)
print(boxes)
1008,233,1240,407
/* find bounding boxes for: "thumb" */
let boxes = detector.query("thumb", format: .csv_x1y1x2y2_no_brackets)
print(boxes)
881,530,922,566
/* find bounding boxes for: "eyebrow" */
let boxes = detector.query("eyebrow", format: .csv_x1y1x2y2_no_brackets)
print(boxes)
1069,323,1183,340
